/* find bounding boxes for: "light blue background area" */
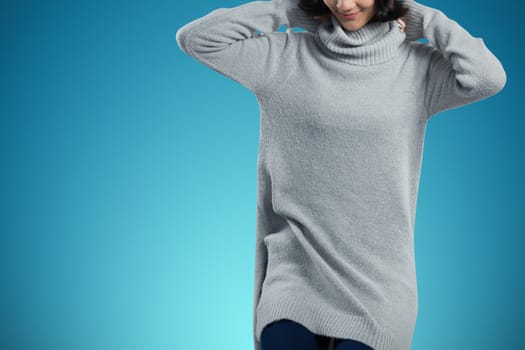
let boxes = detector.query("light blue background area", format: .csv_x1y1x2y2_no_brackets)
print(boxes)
1,0,523,349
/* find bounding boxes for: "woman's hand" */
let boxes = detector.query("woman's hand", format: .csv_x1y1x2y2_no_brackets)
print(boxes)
273,0,326,32
396,17,406,32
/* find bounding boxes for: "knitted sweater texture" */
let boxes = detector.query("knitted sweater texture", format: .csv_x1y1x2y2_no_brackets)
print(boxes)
176,1,506,349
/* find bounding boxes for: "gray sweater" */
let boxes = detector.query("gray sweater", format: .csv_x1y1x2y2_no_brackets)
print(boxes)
175,1,506,349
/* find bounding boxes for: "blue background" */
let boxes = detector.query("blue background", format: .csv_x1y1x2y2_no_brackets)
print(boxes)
1,0,523,349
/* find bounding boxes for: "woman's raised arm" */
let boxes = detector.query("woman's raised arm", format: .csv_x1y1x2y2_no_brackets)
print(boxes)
176,0,322,93
402,0,507,119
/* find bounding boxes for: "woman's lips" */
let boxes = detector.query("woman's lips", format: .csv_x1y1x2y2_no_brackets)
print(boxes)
341,11,360,19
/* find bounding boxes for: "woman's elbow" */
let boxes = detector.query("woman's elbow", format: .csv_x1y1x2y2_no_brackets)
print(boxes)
490,63,507,94
176,25,191,54
478,62,507,98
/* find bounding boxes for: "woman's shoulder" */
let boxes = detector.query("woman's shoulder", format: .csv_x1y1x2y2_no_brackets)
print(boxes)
255,29,314,52
402,40,440,62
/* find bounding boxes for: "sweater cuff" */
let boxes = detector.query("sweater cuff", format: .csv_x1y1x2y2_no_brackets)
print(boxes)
402,0,441,41
272,0,323,32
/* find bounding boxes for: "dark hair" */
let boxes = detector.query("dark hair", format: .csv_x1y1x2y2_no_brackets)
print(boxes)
298,0,409,23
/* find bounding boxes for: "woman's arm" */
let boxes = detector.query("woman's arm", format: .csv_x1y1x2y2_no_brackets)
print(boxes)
402,0,507,119
175,0,322,93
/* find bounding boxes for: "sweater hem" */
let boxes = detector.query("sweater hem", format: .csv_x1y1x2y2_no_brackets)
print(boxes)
255,294,398,350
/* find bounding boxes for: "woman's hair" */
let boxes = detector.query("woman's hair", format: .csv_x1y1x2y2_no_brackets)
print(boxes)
298,0,409,23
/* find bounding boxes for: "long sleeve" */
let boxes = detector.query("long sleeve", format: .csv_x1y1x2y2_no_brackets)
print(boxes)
175,0,322,93
402,0,507,119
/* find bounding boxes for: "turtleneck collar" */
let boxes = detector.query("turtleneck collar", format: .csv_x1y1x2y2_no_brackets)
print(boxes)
314,13,406,66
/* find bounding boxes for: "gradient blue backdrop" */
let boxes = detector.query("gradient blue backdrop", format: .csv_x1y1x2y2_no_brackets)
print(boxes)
1,0,523,349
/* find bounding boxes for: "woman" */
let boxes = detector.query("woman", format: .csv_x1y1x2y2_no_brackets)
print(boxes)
176,1,506,350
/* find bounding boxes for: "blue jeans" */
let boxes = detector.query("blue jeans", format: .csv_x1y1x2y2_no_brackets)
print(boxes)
261,319,374,350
